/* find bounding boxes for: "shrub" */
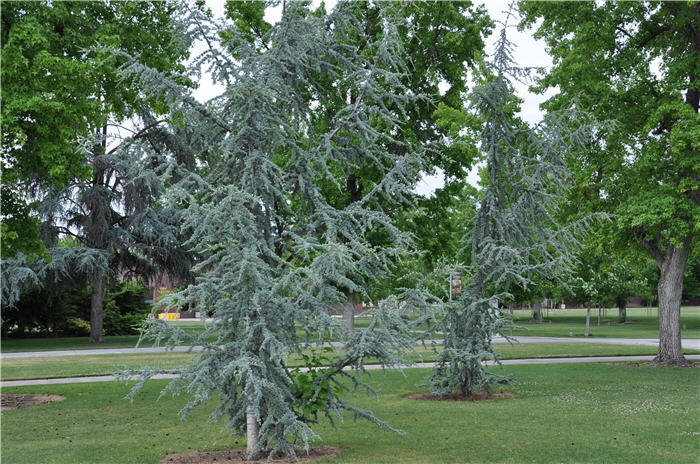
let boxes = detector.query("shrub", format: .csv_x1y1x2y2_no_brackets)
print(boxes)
3,277,151,338
64,317,91,337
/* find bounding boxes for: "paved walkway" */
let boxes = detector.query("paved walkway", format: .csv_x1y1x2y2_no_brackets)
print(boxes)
496,335,700,349
3,354,699,388
3,336,699,359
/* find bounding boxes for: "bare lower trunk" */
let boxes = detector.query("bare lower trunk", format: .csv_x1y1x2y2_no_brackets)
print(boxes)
244,313,260,459
246,399,259,459
533,301,543,323
597,304,601,326
89,275,105,343
584,301,591,337
343,291,356,333
652,244,690,366
617,301,627,323
509,304,514,332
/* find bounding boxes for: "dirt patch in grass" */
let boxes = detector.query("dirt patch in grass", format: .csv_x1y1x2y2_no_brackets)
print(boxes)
406,391,515,402
161,446,338,463
1,394,65,410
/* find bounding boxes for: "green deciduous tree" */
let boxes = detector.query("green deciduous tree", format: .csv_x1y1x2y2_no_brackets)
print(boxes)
564,224,649,325
399,182,480,278
1,1,189,256
520,1,699,365
123,2,426,458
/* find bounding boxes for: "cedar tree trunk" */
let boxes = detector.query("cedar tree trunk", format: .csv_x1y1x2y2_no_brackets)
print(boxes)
89,274,105,343
343,291,356,333
246,399,260,459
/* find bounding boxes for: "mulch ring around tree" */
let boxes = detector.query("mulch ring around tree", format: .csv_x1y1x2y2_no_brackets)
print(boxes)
405,391,515,402
1,394,65,410
161,446,338,464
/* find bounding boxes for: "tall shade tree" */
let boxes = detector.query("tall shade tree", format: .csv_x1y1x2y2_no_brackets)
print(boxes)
1,1,194,342
427,13,597,397
38,115,194,343
520,1,700,365
1,1,189,258
124,2,424,459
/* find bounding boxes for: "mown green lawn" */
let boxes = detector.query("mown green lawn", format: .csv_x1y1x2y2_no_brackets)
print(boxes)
3,343,698,381
2,307,698,354
2,364,698,463
0,322,345,353
1,335,146,353
506,306,700,338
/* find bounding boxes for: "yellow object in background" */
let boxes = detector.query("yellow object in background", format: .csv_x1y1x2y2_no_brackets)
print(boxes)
158,313,180,320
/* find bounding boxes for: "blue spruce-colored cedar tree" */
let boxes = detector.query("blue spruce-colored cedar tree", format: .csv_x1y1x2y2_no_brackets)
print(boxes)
124,2,424,459
427,12,598,397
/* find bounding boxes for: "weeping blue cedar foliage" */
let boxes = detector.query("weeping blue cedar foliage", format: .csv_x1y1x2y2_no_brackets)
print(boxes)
1,248,107,308
37,128,193,271
427,15,600,396
27,110,195,343
1,253,41,309
122,1,426,458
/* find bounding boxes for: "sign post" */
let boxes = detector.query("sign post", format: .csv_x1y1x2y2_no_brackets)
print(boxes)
450,271,462,301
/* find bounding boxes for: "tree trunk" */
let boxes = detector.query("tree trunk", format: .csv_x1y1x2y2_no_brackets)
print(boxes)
507,304,513,334
584,301,591,337
245,314,260,459
617,300,627,323
343,291,356,333
341,172,362,334
89,274,105,343
597,304,601,326
87,147,107,344
246,399,260,459
652,244,691,366
533,301,543,323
